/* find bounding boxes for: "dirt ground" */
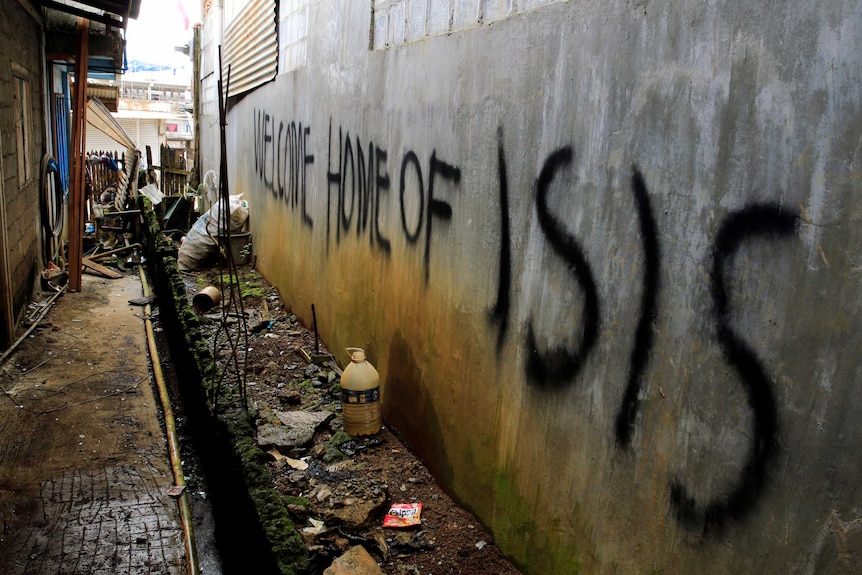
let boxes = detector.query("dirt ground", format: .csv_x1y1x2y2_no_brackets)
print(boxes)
183,265,522,575
0,274,185,575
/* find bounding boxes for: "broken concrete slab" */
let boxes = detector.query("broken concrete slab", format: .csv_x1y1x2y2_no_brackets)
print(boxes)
256,410,333,450
275,409,333,429
323,494,387,529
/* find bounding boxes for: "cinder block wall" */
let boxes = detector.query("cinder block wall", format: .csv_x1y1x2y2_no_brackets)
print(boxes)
0,0,44,346
204,1,862,573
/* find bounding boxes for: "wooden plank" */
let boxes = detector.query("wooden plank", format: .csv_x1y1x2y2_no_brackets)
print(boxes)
152,166,192,176
82,257,123,279
68,17,89,292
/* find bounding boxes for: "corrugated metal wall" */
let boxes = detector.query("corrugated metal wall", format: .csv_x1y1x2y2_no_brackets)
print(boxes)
86,118,160,166
223,0,277,97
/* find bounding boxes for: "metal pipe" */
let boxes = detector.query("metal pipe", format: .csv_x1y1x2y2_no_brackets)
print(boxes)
0,286,66,366
311,303,319,355
138,266,200,575
89,243,142,261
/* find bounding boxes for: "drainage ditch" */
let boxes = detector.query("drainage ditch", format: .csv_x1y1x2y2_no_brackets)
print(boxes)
152,307,284,575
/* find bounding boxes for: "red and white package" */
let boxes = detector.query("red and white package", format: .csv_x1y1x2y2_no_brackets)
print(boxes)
383,503,423,528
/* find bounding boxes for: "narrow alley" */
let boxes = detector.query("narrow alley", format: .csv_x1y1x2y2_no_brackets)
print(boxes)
0,275,185,574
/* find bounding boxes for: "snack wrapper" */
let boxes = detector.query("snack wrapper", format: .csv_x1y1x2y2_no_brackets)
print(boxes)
383,503,423,527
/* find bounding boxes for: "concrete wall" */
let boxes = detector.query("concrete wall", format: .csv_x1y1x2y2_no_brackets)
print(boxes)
204,1,862,572
0,0,44,346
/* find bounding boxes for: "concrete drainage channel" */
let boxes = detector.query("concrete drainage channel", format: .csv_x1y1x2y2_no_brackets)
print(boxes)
140,197,305,575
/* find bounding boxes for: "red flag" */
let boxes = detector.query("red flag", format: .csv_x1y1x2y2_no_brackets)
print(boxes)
178,0,190,30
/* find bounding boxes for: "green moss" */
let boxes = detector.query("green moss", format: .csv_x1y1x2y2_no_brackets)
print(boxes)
221,410,306,572
327,430,353,447
295,379,314,393
139,199,307,575
493,470,581,575
284,495,310,508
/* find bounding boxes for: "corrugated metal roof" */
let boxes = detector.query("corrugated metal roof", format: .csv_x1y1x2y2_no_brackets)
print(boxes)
87,97,136,149
222,0,277,97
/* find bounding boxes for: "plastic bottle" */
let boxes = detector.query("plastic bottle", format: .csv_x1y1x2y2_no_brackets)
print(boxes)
341,348,382,435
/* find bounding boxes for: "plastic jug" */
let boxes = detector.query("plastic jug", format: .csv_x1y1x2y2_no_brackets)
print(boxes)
341,347,382,435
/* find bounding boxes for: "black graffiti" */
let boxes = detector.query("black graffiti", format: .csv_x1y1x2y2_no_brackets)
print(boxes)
615,167,660,448
670,204,798,535
327,121,460,283
248,116,802,533
489,127,512,353
326,120,391,254
399,151,424,243
425,152,461,284
483,142,798,532
525,146,600,390
253,108,314,227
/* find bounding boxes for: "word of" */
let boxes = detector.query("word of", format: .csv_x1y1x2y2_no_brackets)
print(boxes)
325,120,461,283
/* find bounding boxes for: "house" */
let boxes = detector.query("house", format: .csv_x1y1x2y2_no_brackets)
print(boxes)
0,0,140,347
87,67,194,170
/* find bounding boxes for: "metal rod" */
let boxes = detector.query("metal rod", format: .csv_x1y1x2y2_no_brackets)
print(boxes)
0,286,66,366
312,303,319,355
88,243,141,261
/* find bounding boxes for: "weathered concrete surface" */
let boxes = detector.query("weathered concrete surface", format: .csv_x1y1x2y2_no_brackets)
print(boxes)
0,275,185,574
202,1,862,573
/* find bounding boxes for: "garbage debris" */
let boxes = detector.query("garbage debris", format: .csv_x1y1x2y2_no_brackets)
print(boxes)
167,485,186,497
183,265,522,575
138,183,164,206
383,503,423,528
267,448,309,470
192,286,221,313
177,195,249,271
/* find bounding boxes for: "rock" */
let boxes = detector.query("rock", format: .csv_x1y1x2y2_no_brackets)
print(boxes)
323,493,387,529
257,424,310,450
277,389,302,405
257,410,333,449
313,484,333,502
304,364,320,377
276,409,333,429
323,545,385,575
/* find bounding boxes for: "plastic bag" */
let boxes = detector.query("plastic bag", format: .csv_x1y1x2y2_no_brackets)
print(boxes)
383,503,423,528
177,195,248,271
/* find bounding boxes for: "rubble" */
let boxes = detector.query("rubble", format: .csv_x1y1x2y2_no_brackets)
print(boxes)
323,545,385,575
186,266,522,575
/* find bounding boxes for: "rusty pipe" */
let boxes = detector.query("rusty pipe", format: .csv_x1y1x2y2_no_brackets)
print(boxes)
138,266,200,575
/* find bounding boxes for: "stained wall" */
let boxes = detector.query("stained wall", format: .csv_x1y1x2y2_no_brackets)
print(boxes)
0,0,45,347
206,1,862,572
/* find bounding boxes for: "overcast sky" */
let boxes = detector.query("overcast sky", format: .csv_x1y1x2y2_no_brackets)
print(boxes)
125,0,202,67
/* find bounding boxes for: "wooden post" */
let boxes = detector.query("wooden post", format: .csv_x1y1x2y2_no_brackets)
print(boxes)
68,17,89,291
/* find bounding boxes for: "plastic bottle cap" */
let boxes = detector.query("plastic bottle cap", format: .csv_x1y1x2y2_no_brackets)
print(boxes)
347,347,366,362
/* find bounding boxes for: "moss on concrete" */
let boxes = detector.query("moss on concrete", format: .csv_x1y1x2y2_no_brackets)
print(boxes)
139,197,307,574
493,470,581,575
